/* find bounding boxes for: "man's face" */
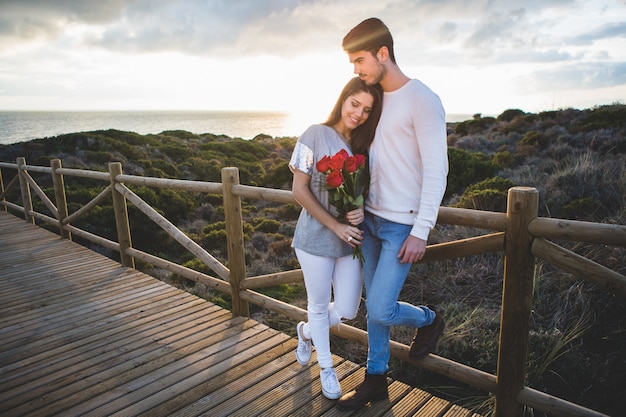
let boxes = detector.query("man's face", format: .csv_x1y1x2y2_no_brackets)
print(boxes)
347,50,385,86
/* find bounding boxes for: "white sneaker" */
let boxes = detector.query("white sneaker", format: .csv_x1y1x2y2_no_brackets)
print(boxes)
320,367,342,399
296,321,312,365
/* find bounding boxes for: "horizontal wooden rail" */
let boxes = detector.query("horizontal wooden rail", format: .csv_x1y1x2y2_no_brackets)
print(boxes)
437,206,507,231
55,166,111,181
126,247,230,293
421,232,505,263
117,173,224,194
1,200,23,213
28,209,57,225
533,237,626,299
19,163,50,174
517,387,608,417
241,269,304,289
529,217,626,247
65,223,120,251
231,184,294,203
0,158,620,417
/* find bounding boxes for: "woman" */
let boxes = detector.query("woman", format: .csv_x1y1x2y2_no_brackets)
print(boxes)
289,77,382,400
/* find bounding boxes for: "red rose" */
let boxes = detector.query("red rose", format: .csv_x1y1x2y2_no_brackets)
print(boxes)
355,154,366,168
316,155,331,173
326,170,344,188
344,156,358,173
328,152,347,171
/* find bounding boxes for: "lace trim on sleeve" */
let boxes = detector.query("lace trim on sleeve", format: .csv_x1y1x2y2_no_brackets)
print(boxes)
289,141,314,175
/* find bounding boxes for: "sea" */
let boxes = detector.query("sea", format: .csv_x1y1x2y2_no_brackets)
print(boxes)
0,110,473,146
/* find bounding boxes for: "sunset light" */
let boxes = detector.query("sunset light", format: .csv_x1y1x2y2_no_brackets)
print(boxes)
0,0,624,136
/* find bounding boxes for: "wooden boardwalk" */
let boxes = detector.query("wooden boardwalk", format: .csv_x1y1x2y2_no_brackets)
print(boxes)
0,211,480,417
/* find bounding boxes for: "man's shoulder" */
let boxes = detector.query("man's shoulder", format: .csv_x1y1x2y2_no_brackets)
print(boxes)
407,78,437,96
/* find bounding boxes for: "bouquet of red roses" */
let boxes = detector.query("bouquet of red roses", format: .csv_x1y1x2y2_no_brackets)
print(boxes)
316,149,368,263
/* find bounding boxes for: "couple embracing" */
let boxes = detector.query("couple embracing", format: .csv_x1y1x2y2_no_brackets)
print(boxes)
289,17,449,411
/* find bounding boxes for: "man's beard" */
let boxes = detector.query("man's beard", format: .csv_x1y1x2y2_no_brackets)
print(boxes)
363,62,386,86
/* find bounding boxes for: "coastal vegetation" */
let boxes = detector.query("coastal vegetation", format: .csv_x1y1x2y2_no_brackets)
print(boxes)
1,103,624,416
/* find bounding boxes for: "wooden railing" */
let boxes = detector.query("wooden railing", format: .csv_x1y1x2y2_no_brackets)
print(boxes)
1,157,624,417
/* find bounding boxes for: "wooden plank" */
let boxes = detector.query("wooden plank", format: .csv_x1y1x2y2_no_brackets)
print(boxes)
0,282,177,347
0,211,481,417
257,359,362,417
0,308,236,412
4,316,260,416
227,356,350,417
0,274,163,329
0,305,228,396
0,296,215,383
137,338,299,417
0,290,210,359
444,404,474,416
176,340,306,417
412,396,452,416
71,324,284,417
105,332,293,417
145,336,297,417
383,388,432,416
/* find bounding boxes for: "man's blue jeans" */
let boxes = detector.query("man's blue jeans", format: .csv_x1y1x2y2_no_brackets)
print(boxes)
361,212,436,375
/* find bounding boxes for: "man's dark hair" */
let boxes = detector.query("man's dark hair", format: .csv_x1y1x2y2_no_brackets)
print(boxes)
342,17,396,63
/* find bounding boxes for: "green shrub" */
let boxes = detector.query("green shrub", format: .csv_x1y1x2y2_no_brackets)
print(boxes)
560,197,603,221
572,104,626,131
158,144,196,163
454,177,516,212
159,130,201,140
493,151,514,168
497,108,526,122
203,221,226,233
262,160,292,189
447,148,500,197
201,229,227,250
276,203,301,221
83,150,114,164
453,116,496,136
254,219,281,233
520,130,549,149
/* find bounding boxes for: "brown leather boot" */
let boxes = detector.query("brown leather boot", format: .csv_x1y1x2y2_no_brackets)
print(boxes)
409,306,445,360
336,372,388,411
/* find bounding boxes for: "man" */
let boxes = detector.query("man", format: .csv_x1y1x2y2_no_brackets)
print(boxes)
336,18,449,411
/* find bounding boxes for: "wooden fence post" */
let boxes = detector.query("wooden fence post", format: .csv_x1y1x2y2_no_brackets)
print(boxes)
51,159,71,240
221,167,249,317
109,162,135,268
16,157,34,224
495,186,539,417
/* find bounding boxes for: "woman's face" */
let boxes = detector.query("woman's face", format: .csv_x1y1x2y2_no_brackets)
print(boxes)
341,91,374,131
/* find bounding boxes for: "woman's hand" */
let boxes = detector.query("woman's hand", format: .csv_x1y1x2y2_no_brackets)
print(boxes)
345,207,364,226
334,222,363,247
335,207,364,247
292,170,364,248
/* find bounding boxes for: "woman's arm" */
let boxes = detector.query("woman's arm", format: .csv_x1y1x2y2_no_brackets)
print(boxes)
292,170,362,245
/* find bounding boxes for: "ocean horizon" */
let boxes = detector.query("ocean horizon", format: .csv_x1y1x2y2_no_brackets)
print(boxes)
0,110,475,146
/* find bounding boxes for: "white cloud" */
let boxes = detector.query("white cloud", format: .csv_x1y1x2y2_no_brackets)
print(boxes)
0,0,624,116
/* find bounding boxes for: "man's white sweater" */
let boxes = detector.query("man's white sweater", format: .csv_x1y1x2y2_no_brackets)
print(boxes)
366,79,449,241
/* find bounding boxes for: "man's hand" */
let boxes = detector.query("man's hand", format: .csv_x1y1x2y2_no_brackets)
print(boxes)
398,235,426,263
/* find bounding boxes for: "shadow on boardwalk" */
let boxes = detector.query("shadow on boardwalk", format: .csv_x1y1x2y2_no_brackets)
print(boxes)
0,212,480,417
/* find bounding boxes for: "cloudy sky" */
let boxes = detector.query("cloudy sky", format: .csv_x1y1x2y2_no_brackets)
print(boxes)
1,0,625,122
